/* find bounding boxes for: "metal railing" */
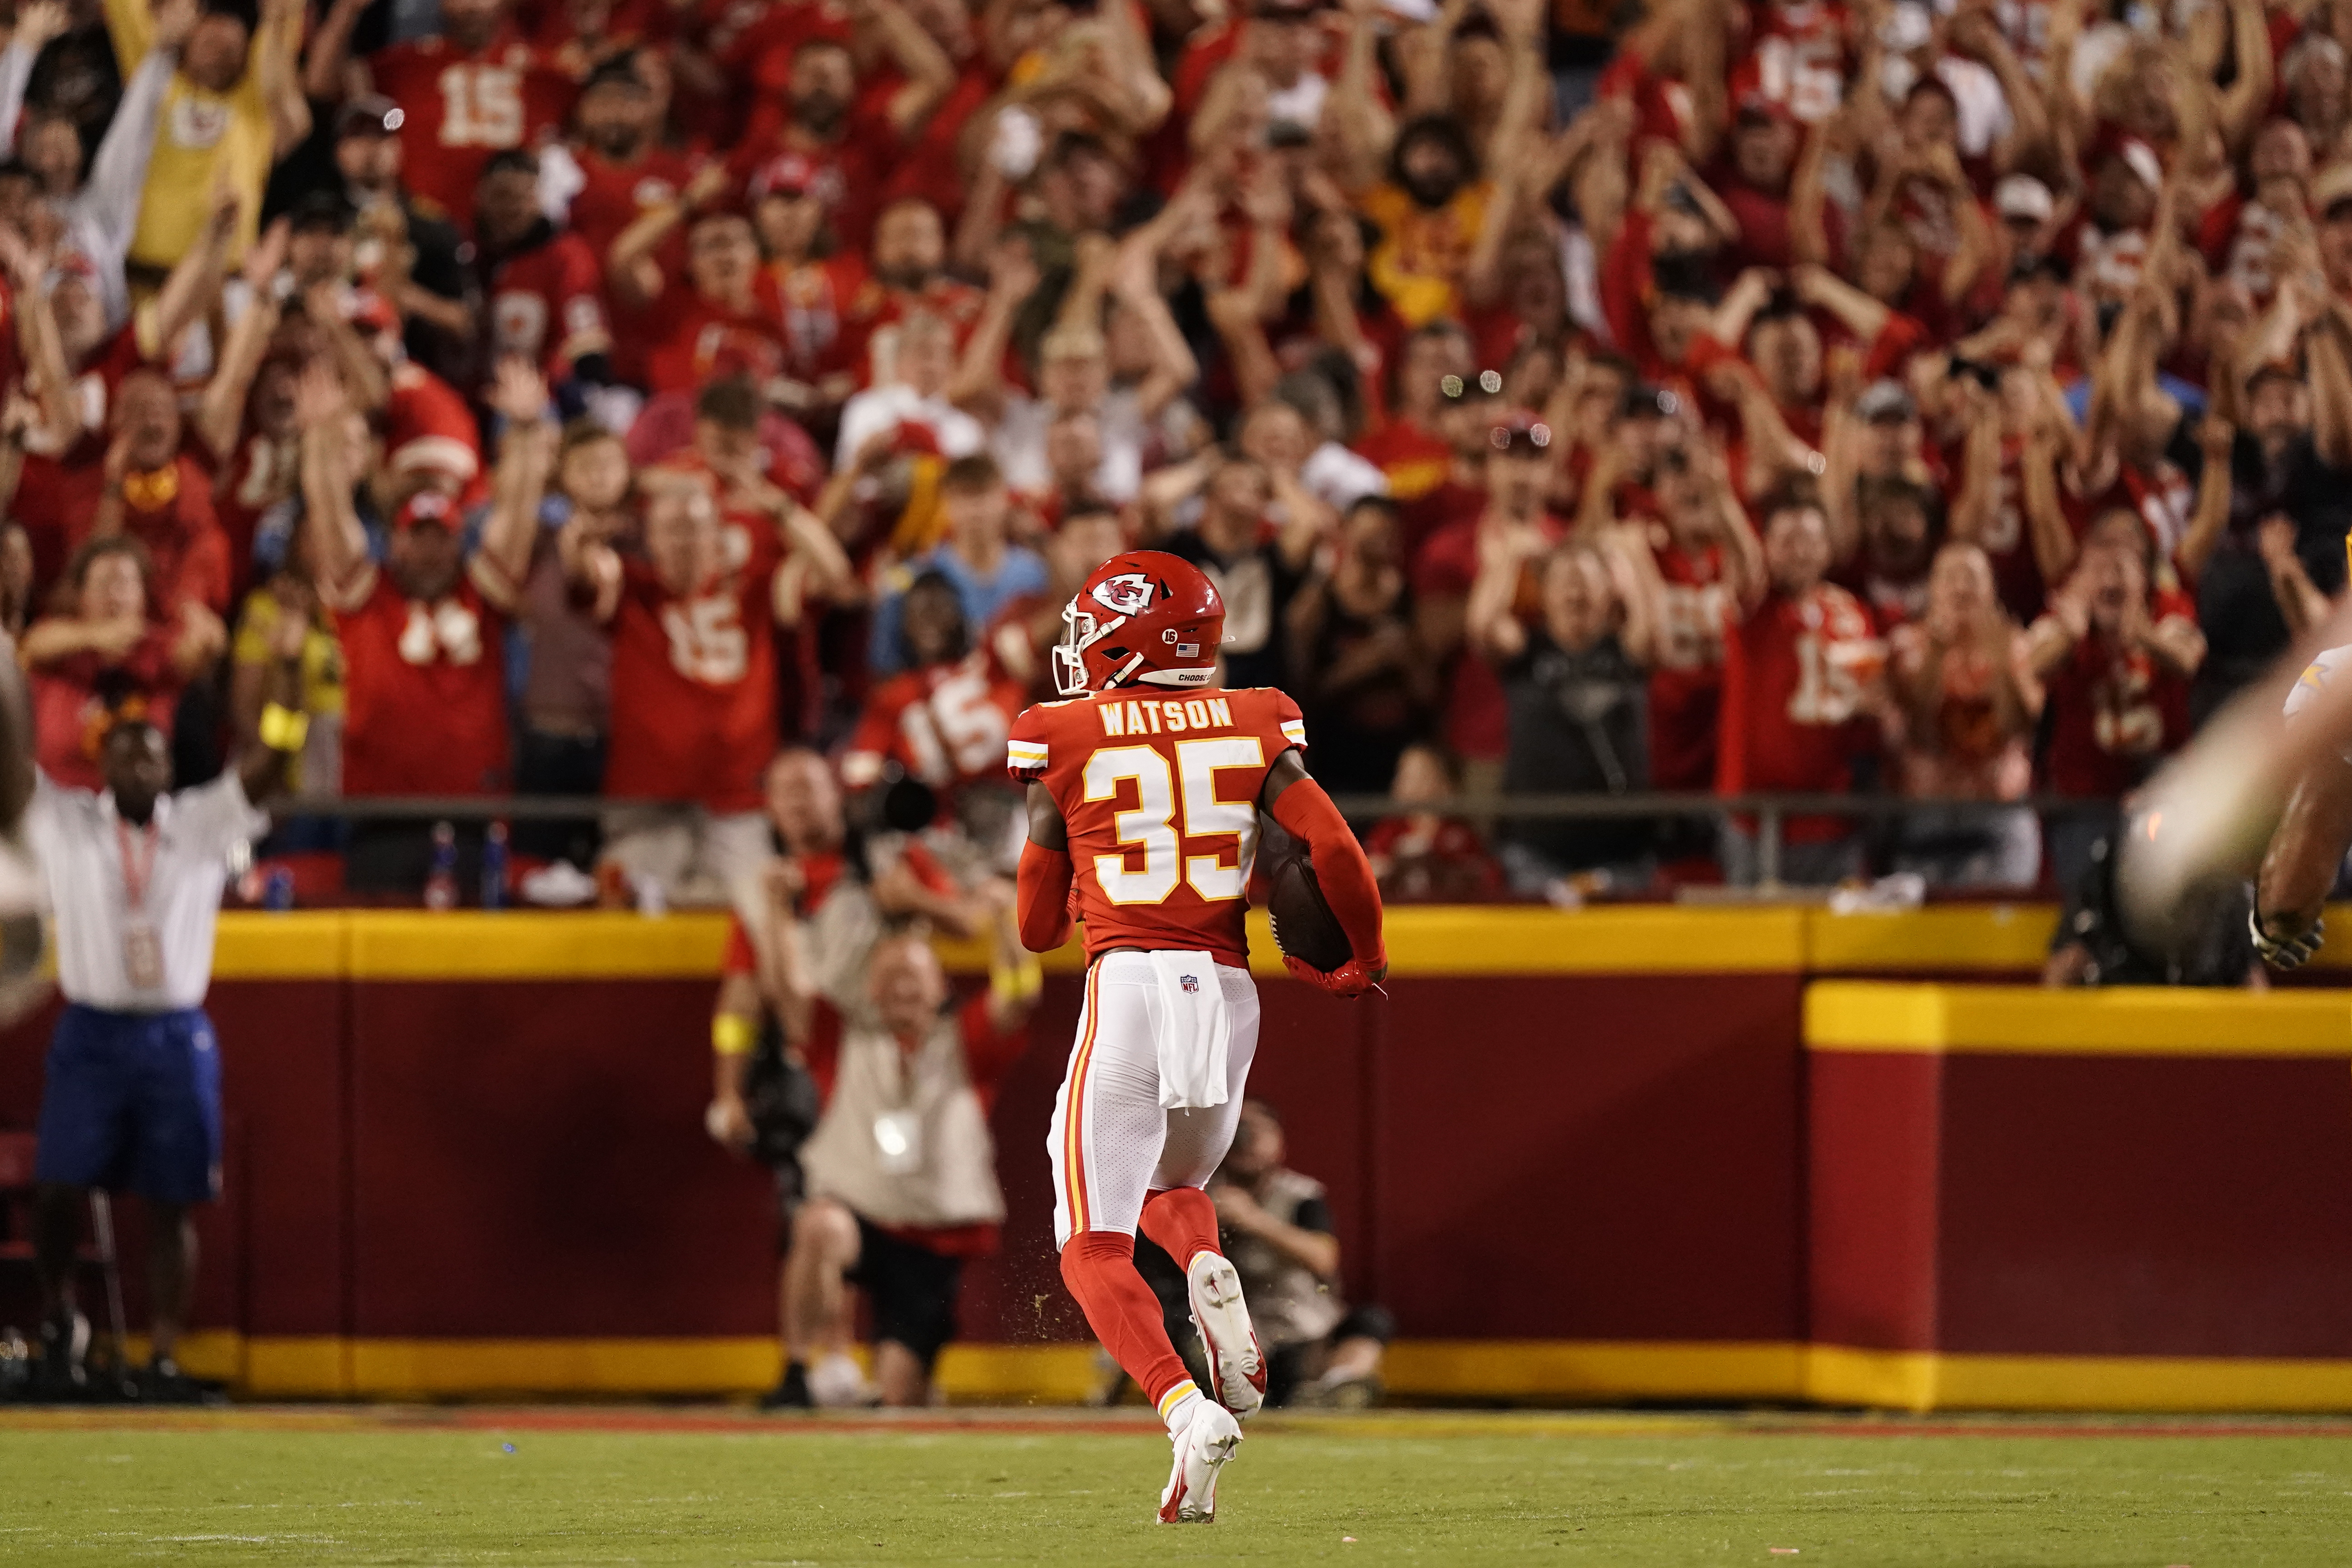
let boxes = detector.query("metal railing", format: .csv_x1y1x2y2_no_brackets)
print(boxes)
263,791,2118,892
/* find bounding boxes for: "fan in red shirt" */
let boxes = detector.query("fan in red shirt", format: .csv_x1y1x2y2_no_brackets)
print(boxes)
737,36,884,251
551,58,696,263
825,197,985,389
840,570,1027,796
641,202,793,397
358,0,577,230
1717,484,1887,884
297,359,542,806
19,537,221,789
1639,439,1764,792
1412,416,1568,785
565,468,854,914
1352,322,1471,505
472,149,613,392
15,371,232,619
2030,511,2203,802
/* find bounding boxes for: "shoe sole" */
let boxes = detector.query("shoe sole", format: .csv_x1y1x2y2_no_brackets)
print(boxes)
1187,1258,1266,1417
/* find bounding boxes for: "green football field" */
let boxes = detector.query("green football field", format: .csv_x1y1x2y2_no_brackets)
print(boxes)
1,1405,2348,1566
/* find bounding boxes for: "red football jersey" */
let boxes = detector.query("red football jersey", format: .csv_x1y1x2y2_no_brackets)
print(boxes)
1647,531,1735,791
1730,0,1854,124
2042,601,2193,797
334,566,514,796
644,283,791,395
207,428,301,599
843,648,1028,792
368,34,576,227
486,231,609,384
602,551,779,812
1006,686,1308,968
563,143,695,266
1718,582,1884,838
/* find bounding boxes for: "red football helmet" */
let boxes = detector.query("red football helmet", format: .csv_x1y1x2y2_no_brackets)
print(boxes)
1054,551,1225,696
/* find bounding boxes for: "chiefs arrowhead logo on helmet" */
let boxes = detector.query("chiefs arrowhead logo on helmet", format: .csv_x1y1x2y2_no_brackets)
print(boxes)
1089,572,1157,616
1054,551,1226,696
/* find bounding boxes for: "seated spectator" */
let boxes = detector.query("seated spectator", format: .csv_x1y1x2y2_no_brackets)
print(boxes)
22,536,220,789
1284,495,1429,796
1717,485,1886,887
770,907,1036,1408
1132,1098,1392,1410
1364,742,1503,903
868,454,1048,677
1473,532,1658,900
1883,542,2042,889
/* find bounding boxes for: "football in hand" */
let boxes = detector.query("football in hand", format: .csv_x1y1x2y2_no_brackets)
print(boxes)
1258,815,1352,976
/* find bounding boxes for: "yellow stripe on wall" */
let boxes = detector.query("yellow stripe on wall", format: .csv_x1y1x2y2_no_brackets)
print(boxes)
1806,982,2352,1057
1806,1344,2352,1413
193,902,2352,985
150,1332,2352,1412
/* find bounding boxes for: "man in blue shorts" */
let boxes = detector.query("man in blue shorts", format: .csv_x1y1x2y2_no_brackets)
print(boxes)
22,608,307,1399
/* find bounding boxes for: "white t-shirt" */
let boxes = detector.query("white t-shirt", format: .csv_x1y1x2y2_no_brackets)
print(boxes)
991,389,1147,502
834,384,987,471
26,770,267,1012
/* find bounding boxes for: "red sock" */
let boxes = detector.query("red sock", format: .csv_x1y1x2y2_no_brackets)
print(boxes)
1139,1187,1221,1271
1060,1230,1193,1412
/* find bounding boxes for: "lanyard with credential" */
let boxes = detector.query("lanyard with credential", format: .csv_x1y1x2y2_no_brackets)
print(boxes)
116,816,164,991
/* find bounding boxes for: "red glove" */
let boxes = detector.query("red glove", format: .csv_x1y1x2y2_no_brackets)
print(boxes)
1283,952,1387,998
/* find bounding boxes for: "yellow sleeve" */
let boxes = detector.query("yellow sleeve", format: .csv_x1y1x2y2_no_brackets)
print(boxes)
101,0,153,77
234,8,293,115
230,592,274,666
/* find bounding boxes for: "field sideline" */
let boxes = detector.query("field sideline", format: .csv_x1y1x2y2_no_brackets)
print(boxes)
1,1405,2348,1566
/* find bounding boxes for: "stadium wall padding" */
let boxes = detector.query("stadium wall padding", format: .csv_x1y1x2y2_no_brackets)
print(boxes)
6,907,2352,1410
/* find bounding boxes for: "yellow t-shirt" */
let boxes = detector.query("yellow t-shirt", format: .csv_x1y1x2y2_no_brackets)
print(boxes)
107,0,286,268
1356,180,1493,330
231,585,345,793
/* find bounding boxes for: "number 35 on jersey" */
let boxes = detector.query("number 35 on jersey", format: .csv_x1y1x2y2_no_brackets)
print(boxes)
1008,687,1309,965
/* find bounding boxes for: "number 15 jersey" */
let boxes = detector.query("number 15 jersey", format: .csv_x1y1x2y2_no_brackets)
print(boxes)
1007,686,1307,968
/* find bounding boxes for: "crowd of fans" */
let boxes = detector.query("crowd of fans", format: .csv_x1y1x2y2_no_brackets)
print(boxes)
2,0,2347,906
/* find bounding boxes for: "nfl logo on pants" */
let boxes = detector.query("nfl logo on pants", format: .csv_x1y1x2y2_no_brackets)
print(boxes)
1181,975,1200,993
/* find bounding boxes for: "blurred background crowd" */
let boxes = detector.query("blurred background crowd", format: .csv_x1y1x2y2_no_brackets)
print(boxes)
3,0,2344,913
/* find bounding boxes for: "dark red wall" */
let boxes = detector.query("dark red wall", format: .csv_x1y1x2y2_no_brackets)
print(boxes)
0,966,1809,1351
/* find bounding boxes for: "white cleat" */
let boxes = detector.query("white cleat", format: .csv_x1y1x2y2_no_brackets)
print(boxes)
1185,1252,1267,1417
1158,1400,1242,1523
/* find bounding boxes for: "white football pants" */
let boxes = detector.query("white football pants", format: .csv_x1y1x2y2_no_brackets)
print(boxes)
1047,952,1261,1248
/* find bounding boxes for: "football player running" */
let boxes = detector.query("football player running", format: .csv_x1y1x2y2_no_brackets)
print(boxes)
1008,552,1386,1523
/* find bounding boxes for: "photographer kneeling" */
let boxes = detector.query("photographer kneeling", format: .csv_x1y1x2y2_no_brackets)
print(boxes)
706,749,990,1407
775,907,1037,1406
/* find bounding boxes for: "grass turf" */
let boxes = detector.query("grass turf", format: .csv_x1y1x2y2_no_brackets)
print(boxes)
0,1408,2348,1566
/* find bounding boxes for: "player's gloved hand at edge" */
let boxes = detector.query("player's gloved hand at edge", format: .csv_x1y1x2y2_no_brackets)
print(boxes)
2251,907,2324,970
1285,951,1387,997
